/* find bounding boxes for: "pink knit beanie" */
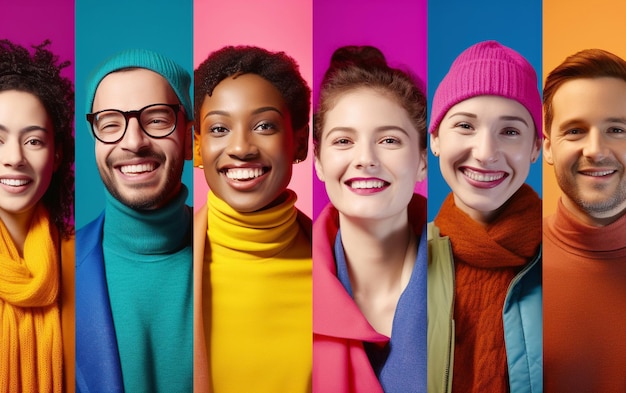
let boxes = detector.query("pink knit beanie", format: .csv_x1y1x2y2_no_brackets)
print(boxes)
429,40,542,138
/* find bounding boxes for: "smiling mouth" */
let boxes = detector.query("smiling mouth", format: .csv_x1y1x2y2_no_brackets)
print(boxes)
462,168,507,182
349,179,388,189
120,163,157,175
580,170,616,177
0,179,31,187
224,167,268,181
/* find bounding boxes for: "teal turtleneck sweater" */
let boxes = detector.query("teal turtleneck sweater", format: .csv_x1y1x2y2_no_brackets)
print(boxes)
103,186,193,393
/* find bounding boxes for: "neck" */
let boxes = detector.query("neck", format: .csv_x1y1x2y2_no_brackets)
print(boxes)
338,211,416,335
0,208,36,257
104,186,191,255
562,195,626,227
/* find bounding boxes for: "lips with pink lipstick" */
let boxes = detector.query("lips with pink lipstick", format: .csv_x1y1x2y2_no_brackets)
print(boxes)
345,177,390,194
461,166,508,189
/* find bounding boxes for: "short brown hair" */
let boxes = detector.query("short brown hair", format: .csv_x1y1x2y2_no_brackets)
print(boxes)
313,46,426,156
543,49,626,135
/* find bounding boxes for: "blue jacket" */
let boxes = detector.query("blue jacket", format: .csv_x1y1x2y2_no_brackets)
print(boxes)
427,223,542,393
75,212,124,393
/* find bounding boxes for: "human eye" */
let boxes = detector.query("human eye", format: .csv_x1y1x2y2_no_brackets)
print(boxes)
24,137,46,149
501,128,520,136
143,109,175,130
208,125,229,136
253,122,278,134
454,122,474,134
608,126,625,134
331,137,353,146
379,136,401,145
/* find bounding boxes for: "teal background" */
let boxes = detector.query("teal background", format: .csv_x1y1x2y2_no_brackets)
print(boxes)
427,0,542,221
75,0,193,229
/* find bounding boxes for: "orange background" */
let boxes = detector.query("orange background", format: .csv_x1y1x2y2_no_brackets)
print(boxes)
542,0,626,217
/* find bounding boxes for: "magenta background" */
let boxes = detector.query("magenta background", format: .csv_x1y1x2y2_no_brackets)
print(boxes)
312,0,428,220
0,0,75,227
0,0,74,85
193,0,313,217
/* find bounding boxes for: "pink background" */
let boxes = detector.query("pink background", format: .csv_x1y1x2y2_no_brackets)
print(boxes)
193,0,313,217
0,0,74,85
312,0,428,220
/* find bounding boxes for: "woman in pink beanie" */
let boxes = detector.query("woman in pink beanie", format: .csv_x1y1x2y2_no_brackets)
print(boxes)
428,40,542,393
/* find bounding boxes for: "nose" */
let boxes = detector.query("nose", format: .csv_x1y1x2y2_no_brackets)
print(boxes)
472,130,499,164
582,128,609,161
355,142,379,169
1,139,25,167
226,129,259,160
118,117,150,151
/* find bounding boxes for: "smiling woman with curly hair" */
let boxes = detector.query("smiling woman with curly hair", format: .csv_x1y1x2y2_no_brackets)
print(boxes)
0,39,75,393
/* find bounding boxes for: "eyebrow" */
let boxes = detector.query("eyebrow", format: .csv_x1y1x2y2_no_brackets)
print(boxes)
0,124,49,133
203,106,284,121
325,125,411,139
558,117,626,131
448,112,529,126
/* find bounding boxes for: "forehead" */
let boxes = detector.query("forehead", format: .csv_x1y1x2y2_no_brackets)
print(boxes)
202,73,288,114
445,95,532,119
551,77,626,126
92,68,178,112
0,90,50,127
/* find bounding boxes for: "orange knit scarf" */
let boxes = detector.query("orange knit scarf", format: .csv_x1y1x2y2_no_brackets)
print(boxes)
434,184,541,392
0,204,62,393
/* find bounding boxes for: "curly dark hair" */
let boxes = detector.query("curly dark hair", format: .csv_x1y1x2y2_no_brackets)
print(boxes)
314,45,427,157
0,40,75,238
194,45,311,134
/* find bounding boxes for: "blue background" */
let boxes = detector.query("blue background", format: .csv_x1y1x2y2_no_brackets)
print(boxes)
75,0,193,229
427,0,542,221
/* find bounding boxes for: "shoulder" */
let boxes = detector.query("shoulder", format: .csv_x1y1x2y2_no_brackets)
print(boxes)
76,211,105,267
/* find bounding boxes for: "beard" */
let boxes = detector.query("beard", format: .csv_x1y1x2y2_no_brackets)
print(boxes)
99,148,184,210
555,157,626,217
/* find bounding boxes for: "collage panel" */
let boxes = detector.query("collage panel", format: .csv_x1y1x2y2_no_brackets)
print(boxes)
428,0,542,392
542,0,626,391
1,1,75,392
193,0,313,392
312,0,428,392
74,0,194,392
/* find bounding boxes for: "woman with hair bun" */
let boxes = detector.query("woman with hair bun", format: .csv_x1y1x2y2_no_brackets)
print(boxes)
313,45,428,393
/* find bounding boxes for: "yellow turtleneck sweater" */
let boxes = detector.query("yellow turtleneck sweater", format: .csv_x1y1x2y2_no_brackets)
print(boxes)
205,190,312,393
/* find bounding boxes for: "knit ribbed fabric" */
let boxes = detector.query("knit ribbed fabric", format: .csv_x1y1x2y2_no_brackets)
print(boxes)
429,40,542,137
85,48,192,119
103,186,192,393
0,204,62,393
206,190,312,393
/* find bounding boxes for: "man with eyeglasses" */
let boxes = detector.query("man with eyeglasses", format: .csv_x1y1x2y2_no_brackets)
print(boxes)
75,49,193,393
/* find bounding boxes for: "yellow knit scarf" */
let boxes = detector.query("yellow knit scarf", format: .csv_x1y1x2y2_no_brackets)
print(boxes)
0,204,62,393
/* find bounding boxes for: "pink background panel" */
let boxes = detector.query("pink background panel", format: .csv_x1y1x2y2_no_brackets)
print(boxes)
312,0,428,220
193,0,313,217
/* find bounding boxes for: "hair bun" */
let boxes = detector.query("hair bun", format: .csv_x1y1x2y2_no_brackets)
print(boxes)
329,45,388,72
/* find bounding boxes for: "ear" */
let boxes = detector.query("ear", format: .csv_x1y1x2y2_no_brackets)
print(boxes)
543,136,554,165
415,149,428,182
293,124,309,162
185,120,194,161
430,131,440,157
314,156,325,182
531,135,542,163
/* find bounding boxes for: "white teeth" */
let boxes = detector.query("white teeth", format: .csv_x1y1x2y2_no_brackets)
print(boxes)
225,168,264,180
582,170,614,177
463,169,505,182
120,163,156,175
0,178,30,186
350,180,385,189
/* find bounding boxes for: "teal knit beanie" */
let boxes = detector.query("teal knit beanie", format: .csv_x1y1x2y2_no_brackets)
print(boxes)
85,49,192,120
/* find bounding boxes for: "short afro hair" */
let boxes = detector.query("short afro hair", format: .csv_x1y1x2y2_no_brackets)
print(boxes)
0,39,75,238
194,46,310,134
